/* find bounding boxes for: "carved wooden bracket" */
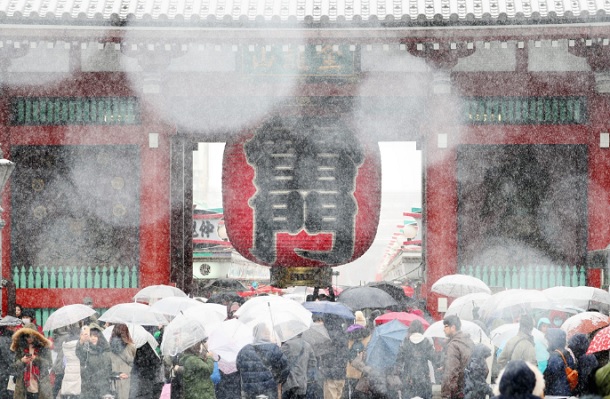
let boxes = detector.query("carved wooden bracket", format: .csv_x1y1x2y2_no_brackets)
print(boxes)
568,41,610,72
405,41,476,70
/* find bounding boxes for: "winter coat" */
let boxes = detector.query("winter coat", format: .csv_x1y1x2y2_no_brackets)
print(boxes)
60,340,82,396
281,336,317,396
128,343,164,399
10,328,53,399
179,352,216,399
108,339,136,399
441,330,475,399
76,339,113,399
568,333,599,397
393,332,436,399
464,343,493,399
318,318,348,381
236,343,289,399
595,361,610,399
492,360,543,399
0,333,13,398
497,331,536,370
543,328,574,397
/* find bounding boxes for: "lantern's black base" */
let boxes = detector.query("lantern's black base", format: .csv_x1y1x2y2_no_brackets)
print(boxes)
270,266,332,288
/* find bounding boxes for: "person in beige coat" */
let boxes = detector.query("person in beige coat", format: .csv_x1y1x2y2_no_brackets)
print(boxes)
107,324,136,399
10,327,53,399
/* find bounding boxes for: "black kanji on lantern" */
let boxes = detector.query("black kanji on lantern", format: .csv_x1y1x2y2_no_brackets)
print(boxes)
244,117,364,265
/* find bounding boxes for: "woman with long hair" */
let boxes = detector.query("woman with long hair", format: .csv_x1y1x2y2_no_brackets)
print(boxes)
108,324,136,399
10,327,53,399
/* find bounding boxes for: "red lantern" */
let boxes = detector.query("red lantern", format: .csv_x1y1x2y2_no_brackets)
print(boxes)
222,117,381,287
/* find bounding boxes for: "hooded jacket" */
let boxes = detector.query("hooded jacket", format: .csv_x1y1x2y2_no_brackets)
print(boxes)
497,331,536,370
568,333,598,396
10,327,53,399
441,330,474,399
281,336,317,396
76,325,112,399
543,328,574,397
394,331,436,399
464,343,493,399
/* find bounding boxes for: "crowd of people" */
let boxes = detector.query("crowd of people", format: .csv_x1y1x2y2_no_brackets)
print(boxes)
1,300,610,399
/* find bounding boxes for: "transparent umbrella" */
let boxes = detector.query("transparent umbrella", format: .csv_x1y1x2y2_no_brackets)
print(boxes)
161,313,208,356
445,292,492,321
179,303,227,331
43,304,97,331
431,274,491,297
99,303,168,326
150,297,209,317
133,285,187,303
103,324,159,350
207,318,253,373
234,296,312,342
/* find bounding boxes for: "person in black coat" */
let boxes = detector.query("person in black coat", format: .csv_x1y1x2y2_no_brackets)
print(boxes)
236,323,289,399
318,315,348,399
464,343,493,399
568,333,599,397
543,328,575,397
128,341,164,399
75,324,112,399
493,360,542,399
0,326,14,399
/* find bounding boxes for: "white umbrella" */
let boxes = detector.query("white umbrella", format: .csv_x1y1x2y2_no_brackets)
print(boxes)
133,285,187,303
43,304,97,331
207,318,254,373
479,289,553,319
150,297,209,317
161,313,208,356
544,286,610,311
234,296,313,342
102,324,159,350
179,304,227,333
424,320,491,344
445,293,492,321
489,322,547,347
99,303,168,326
431,274,491,297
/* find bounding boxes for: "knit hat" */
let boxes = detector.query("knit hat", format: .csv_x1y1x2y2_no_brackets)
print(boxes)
354,311,367,327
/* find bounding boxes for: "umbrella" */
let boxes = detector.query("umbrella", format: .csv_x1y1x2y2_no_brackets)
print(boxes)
99,303,168,326
445,292,492,321
207,292,245,305
133,284,187,303
150,297,209,317
0,316,23,326
431,274,491,297
302,301,355,320
561,311,610,339
302,323,333,356
102,324,159,350
492,323,549,366
479,289,553,319
42,304,96,331
367,281,414,307
203,278,247,291
424,320,491,344
587,324,610,354
544,286,610,312
234,296,313,342
179,303,228,333
337,286,398,311
366,319,409,370
489,323,548,348
374,312,430,329
160,313,208,356
207,318,254,373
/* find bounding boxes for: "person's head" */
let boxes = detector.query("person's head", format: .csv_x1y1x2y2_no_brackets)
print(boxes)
253,322,274,344
111,324,133,345
546,327,567,352
519,314,534,334
537,317,551,334
88,324,108,347
354,311,367,327
568,333,590,358
21,309,35,325
495,360,543,399
14,304,22,318
409,319,425,335
443,315,461,337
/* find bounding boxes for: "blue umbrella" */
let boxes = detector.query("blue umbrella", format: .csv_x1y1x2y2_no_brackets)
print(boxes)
302,301,355,320
366,319,409,370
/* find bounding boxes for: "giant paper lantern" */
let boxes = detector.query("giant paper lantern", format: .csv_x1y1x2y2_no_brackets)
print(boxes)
222,116,381,287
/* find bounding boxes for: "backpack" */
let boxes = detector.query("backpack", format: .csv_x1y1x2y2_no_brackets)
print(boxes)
556,350,578,391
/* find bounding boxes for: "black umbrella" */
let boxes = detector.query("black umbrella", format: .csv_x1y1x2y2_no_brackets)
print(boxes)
367,281,415,309
0,316,23,326
207,291,245,305
203,278,247,291
337,286,398,311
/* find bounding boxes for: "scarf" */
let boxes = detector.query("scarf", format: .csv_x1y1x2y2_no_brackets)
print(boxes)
23,347,40,389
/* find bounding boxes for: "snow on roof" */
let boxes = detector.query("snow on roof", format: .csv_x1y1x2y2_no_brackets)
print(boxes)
0,0,609,26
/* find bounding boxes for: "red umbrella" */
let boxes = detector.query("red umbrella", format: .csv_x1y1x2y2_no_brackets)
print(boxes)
374,312,430,328
587,324,610,354
561,311,610,339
